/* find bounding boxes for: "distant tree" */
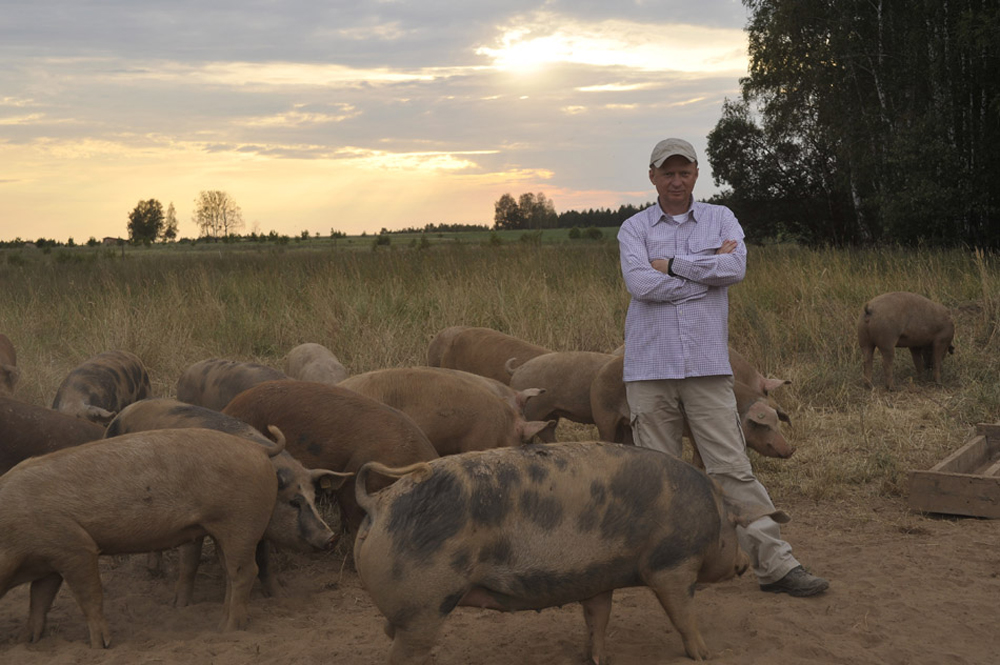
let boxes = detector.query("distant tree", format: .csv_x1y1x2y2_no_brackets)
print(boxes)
127,199,165,244
161,202,179,241
194,191,244,238
494,193,524,230
86,237,98,247
519,192,558,229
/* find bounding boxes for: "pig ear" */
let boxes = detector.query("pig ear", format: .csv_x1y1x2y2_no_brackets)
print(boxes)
762,377,791,394
312,469,353,492
86,405,117,425
776,408,792,425
723,496,791,528
516,388,545,411
519,419,557,442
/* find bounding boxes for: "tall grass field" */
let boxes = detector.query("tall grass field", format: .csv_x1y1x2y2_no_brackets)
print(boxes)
2,239,998,516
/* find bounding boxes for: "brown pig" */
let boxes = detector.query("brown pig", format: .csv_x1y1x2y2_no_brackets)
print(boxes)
427,325,552,384
176,358,288,411
104,398,349,602
339,367,556,455
0,428,281,648
0,395,106,475
508,351,618,439
589,356,794,463
0,333,20,395
858,291,955,390
51,350,151,424
353,442,789,663
283,342,350,385
223,380,439,534
728,347,790,395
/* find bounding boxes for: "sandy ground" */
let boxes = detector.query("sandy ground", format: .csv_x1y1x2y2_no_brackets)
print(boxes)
1,495,998,665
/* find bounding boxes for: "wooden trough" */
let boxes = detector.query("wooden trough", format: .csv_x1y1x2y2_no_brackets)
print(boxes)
908,423,1000,518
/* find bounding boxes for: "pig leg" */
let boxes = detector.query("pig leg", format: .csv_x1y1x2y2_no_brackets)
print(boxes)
909,347,926,377
22,573,63,643
255,540,282,598
387,617,442,665
174,538,205,607
214,539,259,631
648,569,709,661
930,340,949,383
878,345,896,390
58,552,112,648
581,590,613,664
860,343,875,387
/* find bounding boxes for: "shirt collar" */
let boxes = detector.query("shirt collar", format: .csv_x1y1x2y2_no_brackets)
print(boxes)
652,198,697,226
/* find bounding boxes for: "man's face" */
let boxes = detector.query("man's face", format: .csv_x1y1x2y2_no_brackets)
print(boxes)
649,154,698,213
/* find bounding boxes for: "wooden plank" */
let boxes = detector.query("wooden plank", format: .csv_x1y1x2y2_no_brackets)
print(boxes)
982,459,1000,478
908,470,1000,518
976,423,1000,442
931,435,989,474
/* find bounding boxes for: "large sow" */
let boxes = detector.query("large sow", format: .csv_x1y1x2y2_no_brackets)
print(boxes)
354,442,788,663
0,429,281,648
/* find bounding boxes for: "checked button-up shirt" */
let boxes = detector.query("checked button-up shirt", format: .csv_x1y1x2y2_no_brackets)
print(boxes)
618,200,747,383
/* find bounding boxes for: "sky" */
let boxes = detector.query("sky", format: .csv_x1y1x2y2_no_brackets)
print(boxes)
0,1,751,242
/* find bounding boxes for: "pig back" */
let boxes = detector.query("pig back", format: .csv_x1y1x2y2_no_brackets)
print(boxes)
0,396,106,475
223,380,438,531
0,428,277,554
438,327,551,384
176,358,288,411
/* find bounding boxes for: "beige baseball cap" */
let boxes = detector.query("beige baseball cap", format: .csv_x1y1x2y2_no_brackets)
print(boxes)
649,138,697,168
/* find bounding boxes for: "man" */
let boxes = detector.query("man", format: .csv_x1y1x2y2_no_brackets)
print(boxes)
617,137,828,597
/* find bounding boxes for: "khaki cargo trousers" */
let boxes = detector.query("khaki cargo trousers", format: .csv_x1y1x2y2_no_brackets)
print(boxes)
626,375,798,584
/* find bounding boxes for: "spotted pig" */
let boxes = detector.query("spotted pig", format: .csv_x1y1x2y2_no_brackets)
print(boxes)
176,358,288,411
51,350,151,424
354,442,788,663
105,398,348,602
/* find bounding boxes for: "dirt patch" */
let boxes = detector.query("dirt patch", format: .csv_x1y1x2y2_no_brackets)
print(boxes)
1,496,998,664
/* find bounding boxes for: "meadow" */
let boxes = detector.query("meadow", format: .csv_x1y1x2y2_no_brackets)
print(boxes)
2,237,998,515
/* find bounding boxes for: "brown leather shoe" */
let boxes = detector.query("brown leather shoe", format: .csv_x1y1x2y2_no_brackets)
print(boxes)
760,566,829,597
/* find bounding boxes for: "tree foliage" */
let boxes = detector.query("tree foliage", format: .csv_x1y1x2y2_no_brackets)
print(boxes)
162,202,179,241
194,191,244,238
127,199,164,244
707,0,1000,246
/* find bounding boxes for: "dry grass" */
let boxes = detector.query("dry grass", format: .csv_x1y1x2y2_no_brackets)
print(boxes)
2,241,998,517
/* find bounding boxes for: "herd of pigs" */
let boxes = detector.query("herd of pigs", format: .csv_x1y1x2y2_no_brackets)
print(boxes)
0,290,955,663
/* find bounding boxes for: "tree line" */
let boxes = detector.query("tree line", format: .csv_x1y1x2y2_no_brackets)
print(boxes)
707,0,1000,247
492,192,649,231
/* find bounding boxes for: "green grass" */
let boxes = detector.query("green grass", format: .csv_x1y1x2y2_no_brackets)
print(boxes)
2,238,998,510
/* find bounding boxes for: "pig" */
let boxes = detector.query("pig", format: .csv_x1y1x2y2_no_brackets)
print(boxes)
0,428,282,647
858,291,955,390
507,351,618,439
427,366,544,416
339,367,556,455
222,380,439,534
427,325,552,384
51,350,151,424
728,347,790,395
0,395,106,475
589,356,794,463
176,358,288,411
283,342,350,385
353,442,789,663
104,398,349,602
0,333,20,395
